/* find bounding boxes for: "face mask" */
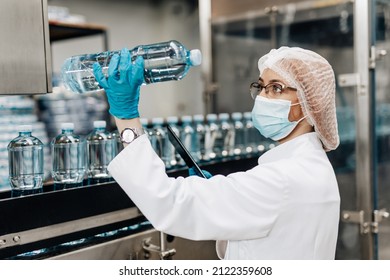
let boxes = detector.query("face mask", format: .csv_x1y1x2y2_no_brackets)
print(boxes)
251,95,305,141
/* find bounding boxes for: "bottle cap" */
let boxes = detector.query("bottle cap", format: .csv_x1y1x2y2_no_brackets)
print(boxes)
190,49,202,66
243,112,252,119
93,120,106,128
218,113,230,121
61,122,74,131
140,118,149,126
152,117,164,125
17,125,32,133
181,115,192,123
166,116,178,124
206,114,217,121
193,114,204,122
231,112,243,120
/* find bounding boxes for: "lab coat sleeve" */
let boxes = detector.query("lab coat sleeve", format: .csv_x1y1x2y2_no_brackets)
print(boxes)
108,134,288,241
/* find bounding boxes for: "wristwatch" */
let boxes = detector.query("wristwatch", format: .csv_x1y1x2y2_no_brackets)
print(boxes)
120,127,145,144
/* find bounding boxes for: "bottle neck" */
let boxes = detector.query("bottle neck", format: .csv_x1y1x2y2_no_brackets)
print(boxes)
62,129,74,134
19,131,32,137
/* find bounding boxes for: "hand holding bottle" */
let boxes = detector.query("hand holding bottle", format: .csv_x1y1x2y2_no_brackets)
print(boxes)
93,48,144,119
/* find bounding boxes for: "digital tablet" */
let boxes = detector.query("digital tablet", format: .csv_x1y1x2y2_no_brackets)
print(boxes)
166,124,207,179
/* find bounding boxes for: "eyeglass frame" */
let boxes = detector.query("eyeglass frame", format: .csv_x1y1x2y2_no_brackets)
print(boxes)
249,81,297,100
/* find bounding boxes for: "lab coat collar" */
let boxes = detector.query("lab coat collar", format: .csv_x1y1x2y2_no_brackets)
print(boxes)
258,132,323,164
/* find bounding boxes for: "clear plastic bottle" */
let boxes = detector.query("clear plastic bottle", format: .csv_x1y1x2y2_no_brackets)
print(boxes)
166,116,183,167
218,113,234,158
150,117,169,167
140,118,151,141
205,114,220,160
180,115,197,159
61,40,202,94
86,120,117,184
193,114,207,161
111,129,124,155
231,112,245,156
51,123,86,189
7,125,44,196
243,112,260,154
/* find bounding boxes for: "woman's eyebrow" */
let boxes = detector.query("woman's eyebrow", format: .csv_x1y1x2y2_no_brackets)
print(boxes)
269,79,284,84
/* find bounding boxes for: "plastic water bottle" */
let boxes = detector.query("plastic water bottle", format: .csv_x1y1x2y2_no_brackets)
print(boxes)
51,123,86,189
140,118,151,141
180,115,196,159
218,113,234,157
7,125,44,196
61,40,202,94
111,129,124,155
150,118,169,167
231,112,245,156
243,112,260,154
86,121,117,184
166,116,183,167
205,114,220,160
193,114,207,161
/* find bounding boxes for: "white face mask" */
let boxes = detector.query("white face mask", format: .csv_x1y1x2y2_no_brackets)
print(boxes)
251,95,306,141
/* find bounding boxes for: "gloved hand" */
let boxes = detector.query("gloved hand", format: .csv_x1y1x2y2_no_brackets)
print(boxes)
93,48,144,119
188,166,213,179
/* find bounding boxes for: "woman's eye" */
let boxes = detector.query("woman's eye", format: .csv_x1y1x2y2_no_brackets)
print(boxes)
272,84,283,93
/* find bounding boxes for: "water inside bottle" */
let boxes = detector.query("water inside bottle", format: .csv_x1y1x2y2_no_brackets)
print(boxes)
61,40,201,94
8,128,44,195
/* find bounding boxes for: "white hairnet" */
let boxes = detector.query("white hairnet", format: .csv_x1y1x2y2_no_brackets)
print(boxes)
258,46,339,151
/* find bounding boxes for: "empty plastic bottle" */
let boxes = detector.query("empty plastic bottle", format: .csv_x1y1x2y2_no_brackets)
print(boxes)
86,120,117,184
51,123,86,189
166,116,183,167
205,114,220,160
150,117,169,167
7,125,44,196
61,40,202,94
231,112,245,156
193,114,207,161
218,113,234,158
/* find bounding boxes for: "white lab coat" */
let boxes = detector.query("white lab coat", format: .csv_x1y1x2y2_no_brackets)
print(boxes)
108,132,340,260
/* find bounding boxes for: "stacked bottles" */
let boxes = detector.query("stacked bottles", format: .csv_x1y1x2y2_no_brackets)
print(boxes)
51,123,86,189
7,125,44,197
61,40,202,94
86,121,117,184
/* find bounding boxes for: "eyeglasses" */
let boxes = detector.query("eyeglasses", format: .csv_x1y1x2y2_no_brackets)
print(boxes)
250,81,297,100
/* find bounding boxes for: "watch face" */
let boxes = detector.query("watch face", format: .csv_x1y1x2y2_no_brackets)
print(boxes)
121,128,136,143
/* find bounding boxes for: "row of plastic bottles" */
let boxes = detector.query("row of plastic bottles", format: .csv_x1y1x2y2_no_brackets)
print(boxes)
7,120,121,196
7,111,273,196
142,112,274,169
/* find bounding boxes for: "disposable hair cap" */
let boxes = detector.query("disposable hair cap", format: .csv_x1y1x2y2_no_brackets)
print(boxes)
258,46,339,151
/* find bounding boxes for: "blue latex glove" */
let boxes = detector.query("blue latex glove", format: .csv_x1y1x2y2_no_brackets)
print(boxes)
93,48,144,119
188,166,212,179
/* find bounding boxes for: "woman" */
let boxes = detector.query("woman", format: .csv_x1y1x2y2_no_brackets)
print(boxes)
93,46,340,260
